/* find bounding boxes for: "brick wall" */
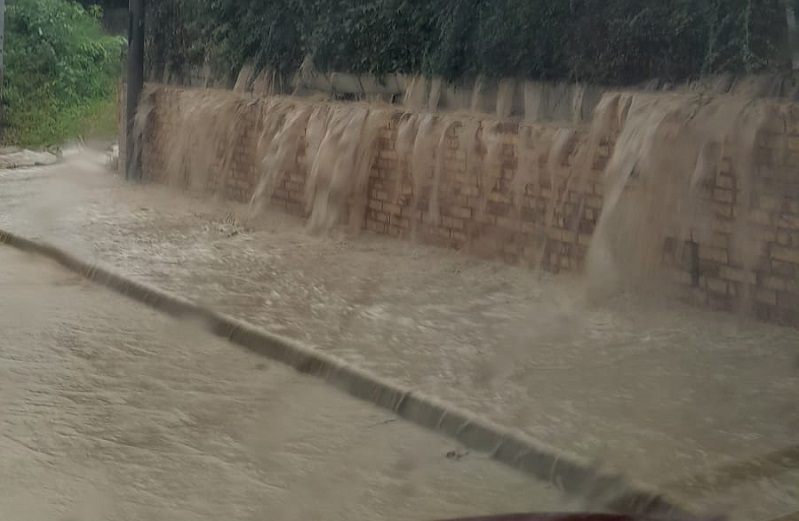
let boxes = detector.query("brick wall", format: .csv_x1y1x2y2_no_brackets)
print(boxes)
138,87,601,271
127,85,799,327
706,130,799,325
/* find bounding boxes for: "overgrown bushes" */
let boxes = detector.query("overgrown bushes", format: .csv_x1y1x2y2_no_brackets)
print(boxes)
147,0,791,86
2,0,125,146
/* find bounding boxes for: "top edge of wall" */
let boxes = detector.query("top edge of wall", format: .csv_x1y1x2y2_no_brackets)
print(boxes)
143,65,799,126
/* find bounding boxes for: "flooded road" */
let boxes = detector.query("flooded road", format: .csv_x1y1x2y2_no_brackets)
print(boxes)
1,153,798,519
0,246,571,520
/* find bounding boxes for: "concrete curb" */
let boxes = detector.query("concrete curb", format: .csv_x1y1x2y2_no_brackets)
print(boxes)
0,228,690,518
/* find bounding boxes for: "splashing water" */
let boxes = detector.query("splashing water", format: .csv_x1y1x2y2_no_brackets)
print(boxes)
250,100,312,217
585,92,784,309
132,77,792,320
392,113,421,205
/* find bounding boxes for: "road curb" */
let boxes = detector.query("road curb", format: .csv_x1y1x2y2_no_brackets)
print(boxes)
0,228,690,518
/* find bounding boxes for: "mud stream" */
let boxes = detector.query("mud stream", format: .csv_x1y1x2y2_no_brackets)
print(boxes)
0,246,573,520
1,153,798,520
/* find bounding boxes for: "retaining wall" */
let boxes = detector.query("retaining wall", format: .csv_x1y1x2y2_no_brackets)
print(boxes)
125,85,799,327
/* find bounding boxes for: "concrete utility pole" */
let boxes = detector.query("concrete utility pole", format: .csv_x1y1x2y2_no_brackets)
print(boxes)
126,0,145,181
1,0,6,129
784,0,799,70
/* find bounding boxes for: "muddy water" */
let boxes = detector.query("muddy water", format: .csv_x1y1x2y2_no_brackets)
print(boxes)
1,155,798,520
0,246,572,520
146,86,795,306
585,93,785,301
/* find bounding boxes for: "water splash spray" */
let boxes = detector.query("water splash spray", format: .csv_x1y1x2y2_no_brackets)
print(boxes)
132,77,788,317
392,113,421,204
250,100,312,217
585,92,781,310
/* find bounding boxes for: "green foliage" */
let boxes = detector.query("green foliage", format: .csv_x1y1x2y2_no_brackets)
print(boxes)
148,0,789,86
3,0,125,146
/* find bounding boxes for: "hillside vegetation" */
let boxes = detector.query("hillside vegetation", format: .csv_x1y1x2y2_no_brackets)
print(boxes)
2,0,124,147
148,0,791,85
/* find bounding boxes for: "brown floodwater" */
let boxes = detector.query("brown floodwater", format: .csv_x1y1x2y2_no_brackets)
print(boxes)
0,153,797,520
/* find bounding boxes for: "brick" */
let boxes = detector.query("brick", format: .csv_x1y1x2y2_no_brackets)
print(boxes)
757,194,783,212
401,207,421,219
383,203,402,215
486,201,511,217
450,194,469,207
709,232,729,249
712,202,733,218
501,132,517,145
379,149,397,161
286,181,303,192
416,207,435,223
759,274,798,293
771,245,799,264
495,216,519,230
449,206,473,219
387,224,403,237
750,225,778,243
445,159,466,174
460,185,480,196
524,185,540,197
391,215,411,228
705,277,730,295
519,207,539,224
501,168,516,180
441,216,464,230
719,266,756,284
716,175,734,190
435,226,452,239
668,269,693,286
777,229,792,246
488,191,512,205
772,260,797,278
786,201,799,216
286,201,304,216
698,246,728,264
714,189,734,203
584,195,603,209
366,220,386,233
451,231,468,243
707,291,733,311
774,307,799,327
368,200,383,211
376,158,394,170
708,218,733,235
782,151,799,167
777,291,799,309
520,222,542,235
754,287,778,306
371,190,389,201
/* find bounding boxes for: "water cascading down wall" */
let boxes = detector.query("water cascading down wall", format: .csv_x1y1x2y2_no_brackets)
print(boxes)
124,84,799,328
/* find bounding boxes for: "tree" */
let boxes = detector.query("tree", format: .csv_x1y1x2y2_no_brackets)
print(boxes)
3,0,125,145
